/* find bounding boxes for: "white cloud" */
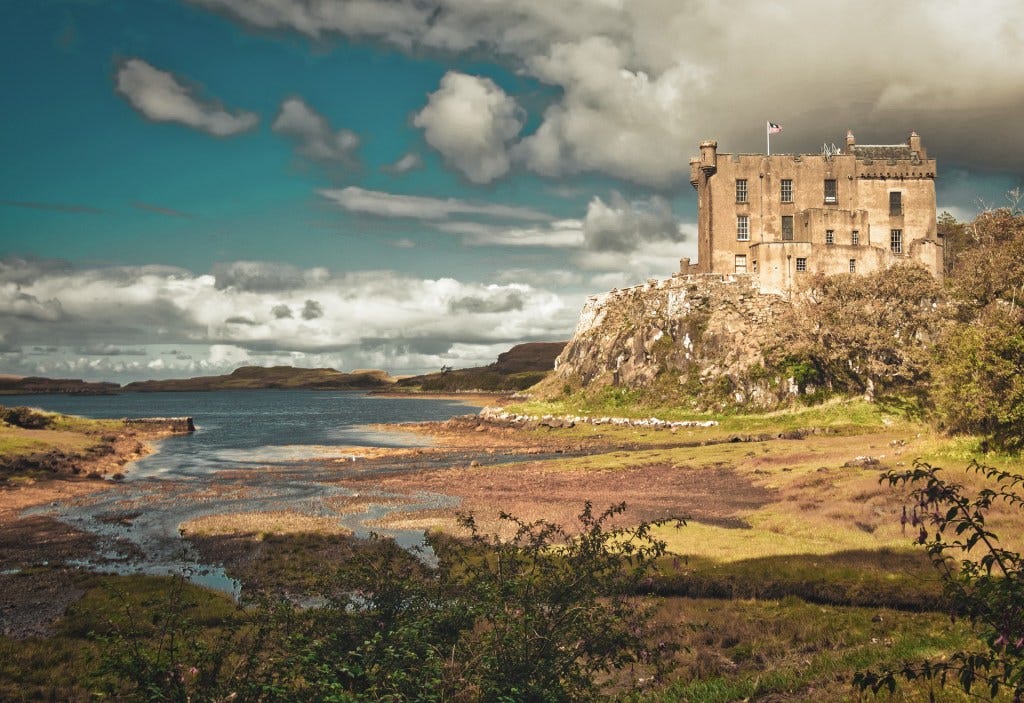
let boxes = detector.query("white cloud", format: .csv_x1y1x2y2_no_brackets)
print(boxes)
272,97,360,164
0,283,63,322
318,186,551,221
433,219,584,248
514,37,706,187
414,72,523,183
0,260,577,381
576,236,696,284
385,152,423,174
114,58,259,137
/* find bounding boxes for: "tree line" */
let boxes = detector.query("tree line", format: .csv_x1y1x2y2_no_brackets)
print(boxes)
766,203,1024,453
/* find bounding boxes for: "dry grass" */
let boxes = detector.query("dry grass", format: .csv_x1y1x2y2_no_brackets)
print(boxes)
180,511,352,538
0,425,98,458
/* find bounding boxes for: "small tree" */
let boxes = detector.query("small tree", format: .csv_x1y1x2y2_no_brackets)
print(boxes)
933,304,1024,452
855,460,1024,700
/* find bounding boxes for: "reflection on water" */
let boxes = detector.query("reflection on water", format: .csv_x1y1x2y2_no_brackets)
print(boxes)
11,390,482,596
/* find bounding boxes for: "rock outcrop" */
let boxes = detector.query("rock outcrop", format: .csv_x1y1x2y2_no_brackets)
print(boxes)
538,274,794,408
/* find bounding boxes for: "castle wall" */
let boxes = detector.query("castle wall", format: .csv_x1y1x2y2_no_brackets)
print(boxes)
690,133,941,292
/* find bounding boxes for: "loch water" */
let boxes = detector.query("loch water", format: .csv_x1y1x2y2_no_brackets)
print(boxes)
2,389,481,478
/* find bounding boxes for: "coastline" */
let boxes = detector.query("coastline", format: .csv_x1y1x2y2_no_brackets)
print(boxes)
367,389,515,408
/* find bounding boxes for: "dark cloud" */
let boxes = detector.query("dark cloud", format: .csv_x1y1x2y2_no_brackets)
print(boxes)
583,193,682,253
79,344,147,356
301,299,324,320
448,291,525,314
225,316,258,325
271,303,293,319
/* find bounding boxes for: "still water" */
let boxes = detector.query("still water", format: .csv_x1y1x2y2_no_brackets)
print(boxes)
3,389,480,479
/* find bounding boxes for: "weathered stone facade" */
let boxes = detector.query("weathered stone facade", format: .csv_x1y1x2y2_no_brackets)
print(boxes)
687,131,942,294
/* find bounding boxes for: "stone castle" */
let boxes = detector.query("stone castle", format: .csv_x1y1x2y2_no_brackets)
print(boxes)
684,130,943,294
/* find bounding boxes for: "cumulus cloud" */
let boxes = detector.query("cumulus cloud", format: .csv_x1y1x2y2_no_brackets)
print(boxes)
582,193,685,253
0,283,63,322
114,58,259,137
0,259,576,381
272,97,360,165
319,187,550,221
213,261,330,292
414,72,523,183
191,0,1024,179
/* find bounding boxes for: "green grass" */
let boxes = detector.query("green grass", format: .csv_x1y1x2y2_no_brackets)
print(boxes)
508,396,909,434
633,597,980,702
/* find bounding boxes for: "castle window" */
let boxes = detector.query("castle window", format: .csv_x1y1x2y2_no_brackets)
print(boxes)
825,229,834,245
734,254,747,273
890,229,903,254
736,179,748,203
782,215,794,241
890,191,903,215
824,179,838,204
849,259,857,273
796,257,807,272
852,230,860,246
737,215,749,241
781,179,793,203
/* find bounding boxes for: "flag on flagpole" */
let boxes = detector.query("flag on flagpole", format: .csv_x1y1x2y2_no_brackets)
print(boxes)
768,122,782,134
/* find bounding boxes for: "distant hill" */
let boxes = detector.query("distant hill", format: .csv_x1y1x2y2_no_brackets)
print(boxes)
395,342,567,393
0,376,120,395
122,366,396,392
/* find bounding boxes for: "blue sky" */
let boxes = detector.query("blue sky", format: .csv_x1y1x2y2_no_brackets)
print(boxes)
2,0,1022,381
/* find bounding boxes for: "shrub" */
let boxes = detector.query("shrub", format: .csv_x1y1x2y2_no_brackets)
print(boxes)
95,504,682,702
0,405,54,429
855,460,1024,700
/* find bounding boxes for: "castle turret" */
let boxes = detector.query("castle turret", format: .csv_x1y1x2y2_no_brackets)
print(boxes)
908,130,922,156
699,140,718,174
845,130,856,153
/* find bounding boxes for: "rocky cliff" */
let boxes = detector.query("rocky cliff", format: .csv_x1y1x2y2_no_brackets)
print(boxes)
537,274,795,408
